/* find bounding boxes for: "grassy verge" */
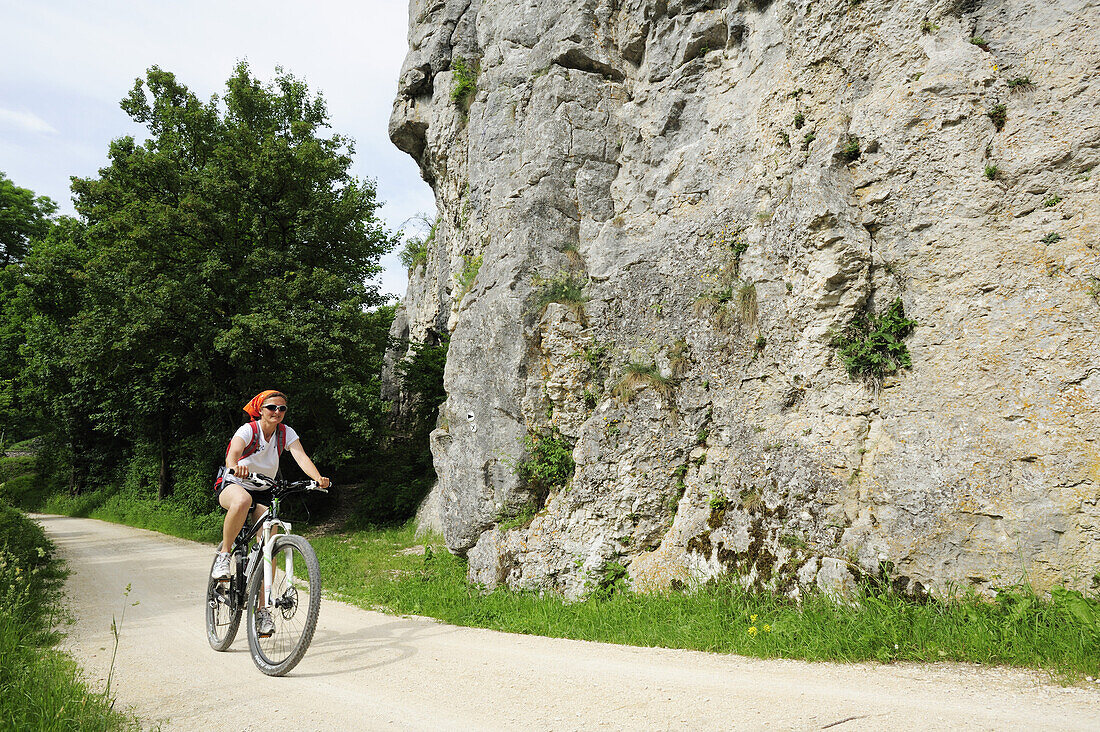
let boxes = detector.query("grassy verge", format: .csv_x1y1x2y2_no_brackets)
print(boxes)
41,489,221,544
311,522,1100,682
0,502,142,730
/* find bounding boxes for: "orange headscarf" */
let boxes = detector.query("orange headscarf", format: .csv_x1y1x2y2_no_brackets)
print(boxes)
243,390,286,418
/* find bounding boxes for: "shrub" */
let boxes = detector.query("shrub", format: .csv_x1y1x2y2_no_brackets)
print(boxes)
830,298,917,382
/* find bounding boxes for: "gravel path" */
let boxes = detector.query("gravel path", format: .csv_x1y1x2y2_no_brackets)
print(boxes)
37,514,1100,731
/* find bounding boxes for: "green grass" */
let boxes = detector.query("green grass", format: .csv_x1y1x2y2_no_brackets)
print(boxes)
0,503,141,730
310,522,1100,681
42,488,222,544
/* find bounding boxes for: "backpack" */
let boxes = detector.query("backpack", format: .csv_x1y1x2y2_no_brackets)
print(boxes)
213,420,287,491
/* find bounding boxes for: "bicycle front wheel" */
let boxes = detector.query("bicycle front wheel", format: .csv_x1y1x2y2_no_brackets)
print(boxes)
245,534,321,676
205,552,242,651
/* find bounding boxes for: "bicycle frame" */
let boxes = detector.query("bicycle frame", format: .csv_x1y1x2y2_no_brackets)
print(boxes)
227,474,321,606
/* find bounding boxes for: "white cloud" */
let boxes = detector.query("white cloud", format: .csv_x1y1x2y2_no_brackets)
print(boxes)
0,107,58,134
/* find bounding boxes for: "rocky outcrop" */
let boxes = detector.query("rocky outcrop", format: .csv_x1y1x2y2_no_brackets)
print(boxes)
389,0,1100,599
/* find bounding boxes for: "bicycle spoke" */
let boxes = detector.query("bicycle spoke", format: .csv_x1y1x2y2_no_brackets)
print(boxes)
246,535,321,675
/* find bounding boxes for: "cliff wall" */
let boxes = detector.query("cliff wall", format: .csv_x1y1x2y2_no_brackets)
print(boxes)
388,0,1100,598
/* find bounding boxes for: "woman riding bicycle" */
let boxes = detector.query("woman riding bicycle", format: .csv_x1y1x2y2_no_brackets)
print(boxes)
211,390,330,636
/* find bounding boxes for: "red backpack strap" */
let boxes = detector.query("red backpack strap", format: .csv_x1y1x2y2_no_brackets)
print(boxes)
241,420,261,458
276,423,287,455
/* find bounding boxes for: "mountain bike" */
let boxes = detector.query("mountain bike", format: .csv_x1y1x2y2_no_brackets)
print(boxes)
205,471,327,676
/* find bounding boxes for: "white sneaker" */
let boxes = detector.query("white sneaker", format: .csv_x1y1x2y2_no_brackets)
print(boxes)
256,608,276,637
211,552,232,580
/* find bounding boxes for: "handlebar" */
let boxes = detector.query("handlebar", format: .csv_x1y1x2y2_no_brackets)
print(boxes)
227,468,329,494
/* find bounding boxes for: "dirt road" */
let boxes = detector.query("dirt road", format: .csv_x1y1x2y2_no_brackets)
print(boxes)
37,514,1099,731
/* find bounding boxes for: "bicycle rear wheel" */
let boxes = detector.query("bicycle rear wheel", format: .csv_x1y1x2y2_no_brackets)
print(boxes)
205,552,243,651
245,534,321,676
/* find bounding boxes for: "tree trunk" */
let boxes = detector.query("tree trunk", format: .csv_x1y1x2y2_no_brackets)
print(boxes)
157,416,171,499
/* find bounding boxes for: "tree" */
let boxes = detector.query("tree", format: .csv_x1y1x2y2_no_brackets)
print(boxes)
0,173,58,445
0,172,56,268
22,63,395,499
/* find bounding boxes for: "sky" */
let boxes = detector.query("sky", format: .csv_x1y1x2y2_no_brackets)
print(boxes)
0,0,434,299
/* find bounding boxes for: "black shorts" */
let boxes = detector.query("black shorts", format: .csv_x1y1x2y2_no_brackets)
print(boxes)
215,481,273,510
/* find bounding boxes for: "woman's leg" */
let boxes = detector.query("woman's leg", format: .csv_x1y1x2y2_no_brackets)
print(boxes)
218,484,254,553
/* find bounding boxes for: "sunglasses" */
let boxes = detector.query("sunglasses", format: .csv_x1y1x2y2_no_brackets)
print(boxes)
262,404,288,413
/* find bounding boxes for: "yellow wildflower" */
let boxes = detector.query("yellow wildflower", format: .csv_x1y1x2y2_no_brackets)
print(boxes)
748,626,758,636
763,624,771,632
750,614,758,622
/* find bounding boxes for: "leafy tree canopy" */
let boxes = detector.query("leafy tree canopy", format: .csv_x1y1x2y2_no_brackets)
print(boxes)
0,171,56,268
11,63,397,496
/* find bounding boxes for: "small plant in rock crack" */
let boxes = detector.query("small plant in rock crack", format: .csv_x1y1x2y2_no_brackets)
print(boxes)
450,57,479,106
793,112,806,129
1041,232,1062,244
591,561,629,600
455,253,482,301
515,428,575,500
530,270,588,318
969,36,990,50
1087,276,1100,303
1043,194,1062,208
737,282,758,329
708,492,729,511
829,298,918,383
802,132,816,150
987,103,1007,131
612,361,674,403
984,164,999,180
841,137,861,161
754,335,767,351
778,131,790,146
921,21,939,33
582,388,598,409
1007,76,1033,90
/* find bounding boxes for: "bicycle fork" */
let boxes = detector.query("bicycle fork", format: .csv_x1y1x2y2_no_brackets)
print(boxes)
261,518,294,608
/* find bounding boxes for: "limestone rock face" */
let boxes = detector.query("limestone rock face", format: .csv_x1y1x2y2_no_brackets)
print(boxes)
389,0,1100,599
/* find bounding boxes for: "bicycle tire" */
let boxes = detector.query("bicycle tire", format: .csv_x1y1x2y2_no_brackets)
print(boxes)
205,551,243,651
245,534,321,676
